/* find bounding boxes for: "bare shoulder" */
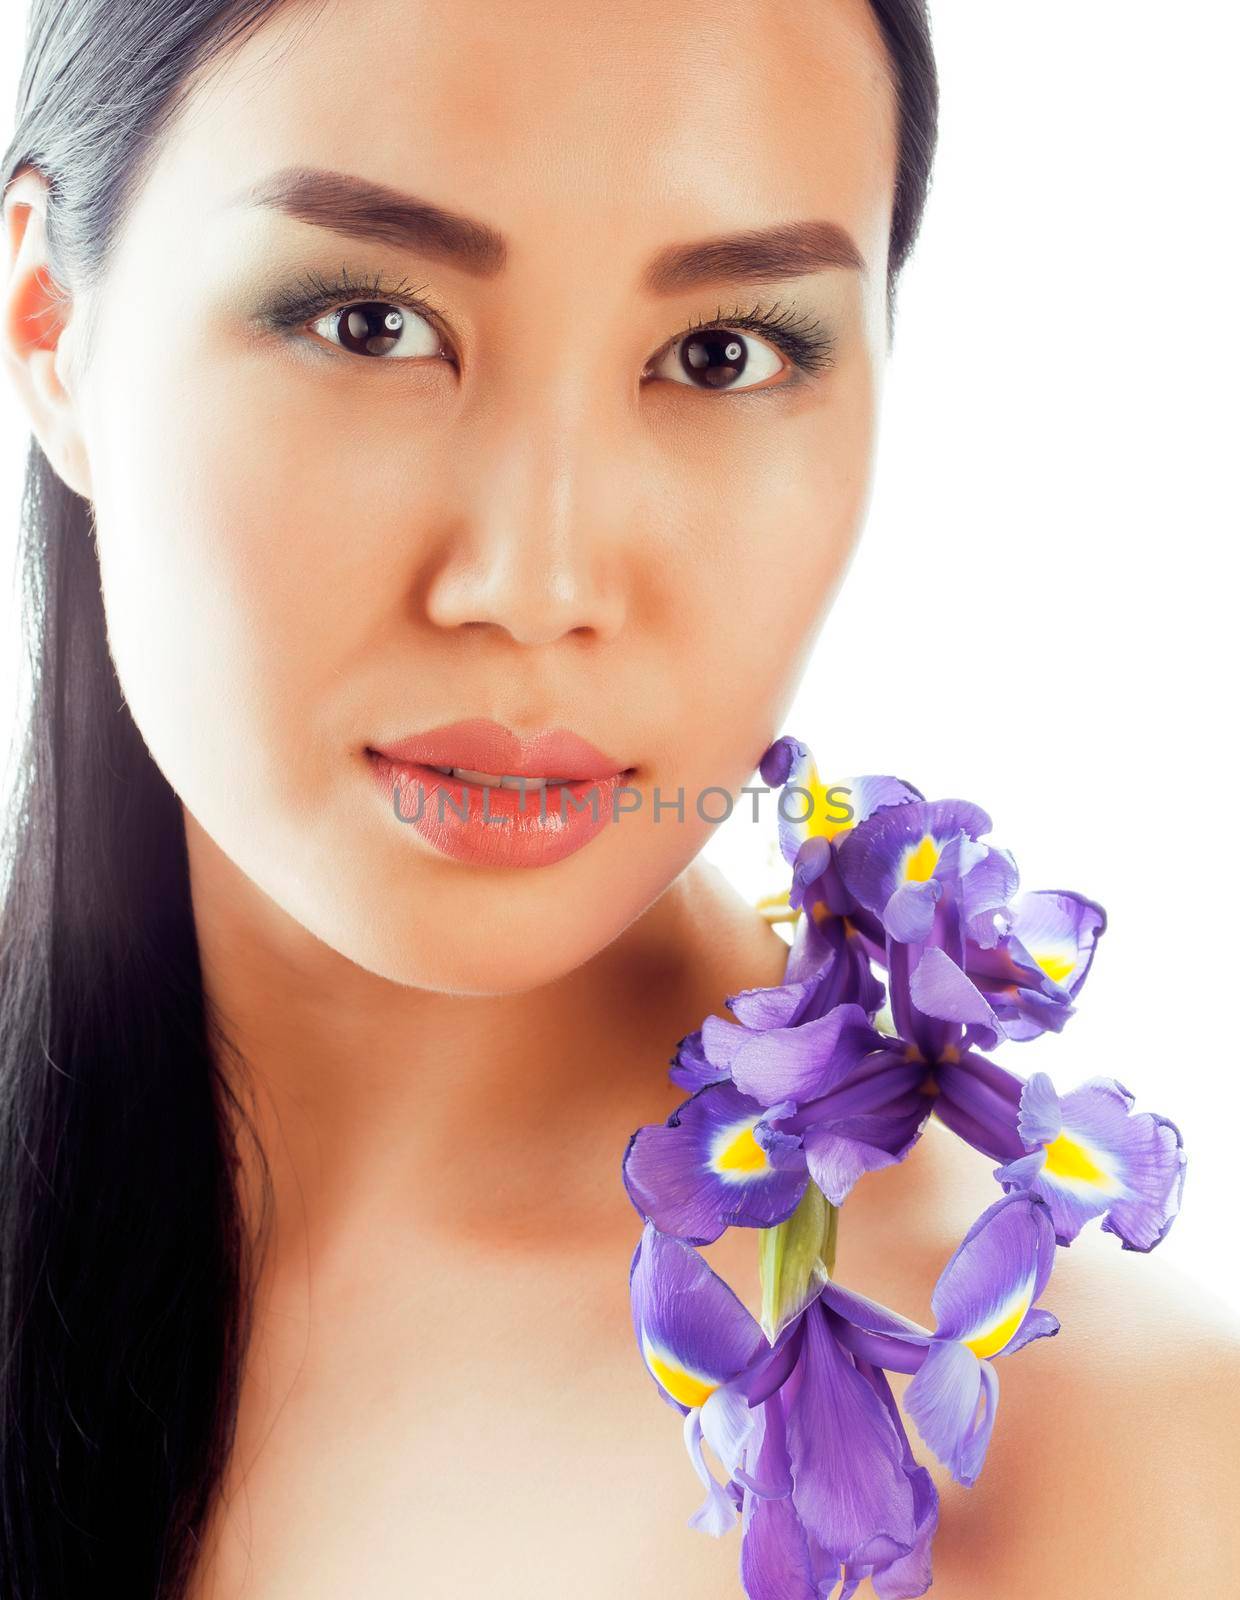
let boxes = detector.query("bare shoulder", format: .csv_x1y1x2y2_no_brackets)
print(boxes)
926,1227,1240,1596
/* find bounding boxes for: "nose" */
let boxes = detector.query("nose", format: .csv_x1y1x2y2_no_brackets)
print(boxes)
423,397,630,648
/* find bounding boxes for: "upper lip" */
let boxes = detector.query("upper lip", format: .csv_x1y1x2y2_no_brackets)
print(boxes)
367,718,630,781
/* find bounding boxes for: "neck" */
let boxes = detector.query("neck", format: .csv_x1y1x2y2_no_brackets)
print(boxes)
184,811,791,1287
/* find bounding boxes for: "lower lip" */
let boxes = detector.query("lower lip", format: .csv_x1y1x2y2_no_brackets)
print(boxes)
364,753,631,868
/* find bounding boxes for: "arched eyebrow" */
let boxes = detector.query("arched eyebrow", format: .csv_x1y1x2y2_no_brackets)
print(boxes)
642,219,865,292
232,166,508,276
230,165,867,291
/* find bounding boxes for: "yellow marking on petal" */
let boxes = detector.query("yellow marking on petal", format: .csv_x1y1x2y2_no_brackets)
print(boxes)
642,1337,718,1409
940,1043,961,1063
1033,950,1075,984
903,1042,925,1063
802,763,855,842
1043,1132,1107,1185
714,1123,769,1175
904,835,940,882
962,1282,1034,1360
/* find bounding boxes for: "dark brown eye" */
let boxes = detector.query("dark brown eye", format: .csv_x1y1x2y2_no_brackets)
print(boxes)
647,326,786,392
311,301,444,360
684,328,746,387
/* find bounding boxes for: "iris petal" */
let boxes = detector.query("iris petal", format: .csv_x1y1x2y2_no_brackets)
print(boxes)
1009,890,1106,996
965,889,1106,1042
818,1281,932,1346
700,1381,757,1482
933,1051,1027,1162
866,1363,940,1599
741,1489,819,1598
683,1407,740,1536
740,1398,819,1598
929,1191,1057,1346
904,1340,995,1487
766,745,918,865
908,948,1001,1047
837,799,993,926
623,1081,809,1244
629,1222,766,1414
801,1106,931,1206
1002,1306,1061,1356
998,1073,1186,1250
729,1002,883,1106
668,1026,727,1093
783,1307,921,1564
884,879,941,944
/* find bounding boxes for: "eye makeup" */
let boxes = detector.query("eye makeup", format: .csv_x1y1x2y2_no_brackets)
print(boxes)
666,299,837,377
253,262,838,382
256,264,450,342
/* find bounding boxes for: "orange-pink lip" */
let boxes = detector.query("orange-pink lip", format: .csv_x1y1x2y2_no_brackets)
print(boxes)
364,754,631,869
366,717,630,781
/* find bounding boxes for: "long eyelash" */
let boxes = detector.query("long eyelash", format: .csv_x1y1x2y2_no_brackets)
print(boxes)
261,271,835,379
261,264,448,331
679,299,837,376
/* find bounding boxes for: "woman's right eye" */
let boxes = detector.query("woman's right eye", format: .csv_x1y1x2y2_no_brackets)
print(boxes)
309,300,448,361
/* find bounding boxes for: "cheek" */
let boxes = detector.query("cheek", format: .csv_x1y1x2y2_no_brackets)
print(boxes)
670,360,878,782
79,328,426,833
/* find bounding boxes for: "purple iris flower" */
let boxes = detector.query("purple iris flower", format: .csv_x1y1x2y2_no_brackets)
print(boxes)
624,1006,933,1241
964,888,1107,1041
833,792,1109,1054
737,1317,938,1599
629,1192,1059,1598
759,736,923,1005
835,797,1014,1057
629,1218,938,1595
625,737,1187,1592
666,913,886,1097
999,1068,1186,1249
757,736,923,885
820,785,1185,1251
622,1079,811,1244
664,740,923,1098
821,1191,1060,1485
655,762,1184,1255
660,747,933,1140
628,1220,770,1537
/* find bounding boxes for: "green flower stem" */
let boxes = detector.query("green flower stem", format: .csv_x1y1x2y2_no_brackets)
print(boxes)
757,1180,838,1344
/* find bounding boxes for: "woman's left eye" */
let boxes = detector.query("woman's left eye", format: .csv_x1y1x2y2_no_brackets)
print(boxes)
275,279,834,389
309,300,447,360
644,326,789,393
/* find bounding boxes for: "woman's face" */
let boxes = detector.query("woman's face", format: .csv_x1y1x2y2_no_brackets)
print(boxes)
59,0,896,992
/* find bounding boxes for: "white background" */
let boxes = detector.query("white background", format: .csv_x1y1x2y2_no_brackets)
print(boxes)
1,6,1236,1311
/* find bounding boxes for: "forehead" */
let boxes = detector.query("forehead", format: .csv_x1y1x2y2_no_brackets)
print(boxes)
145,0,897,286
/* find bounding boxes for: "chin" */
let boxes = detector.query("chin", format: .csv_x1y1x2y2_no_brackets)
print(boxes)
304,877,636,996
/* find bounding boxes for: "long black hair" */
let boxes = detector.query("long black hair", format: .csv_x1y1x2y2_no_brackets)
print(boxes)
0,3,938,1594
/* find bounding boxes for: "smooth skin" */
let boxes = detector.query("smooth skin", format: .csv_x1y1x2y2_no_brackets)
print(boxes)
3,0,1238,1593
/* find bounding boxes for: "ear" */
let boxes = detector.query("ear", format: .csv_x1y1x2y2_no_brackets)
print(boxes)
1,166,93,500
